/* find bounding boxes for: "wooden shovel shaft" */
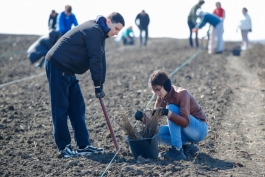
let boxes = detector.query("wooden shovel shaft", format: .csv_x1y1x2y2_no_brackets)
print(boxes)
99,98,119,151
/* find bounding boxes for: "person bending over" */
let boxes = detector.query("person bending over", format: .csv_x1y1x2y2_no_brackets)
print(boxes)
135,70,208,160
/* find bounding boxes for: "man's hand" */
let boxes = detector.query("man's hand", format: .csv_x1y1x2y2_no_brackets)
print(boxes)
134,110,145,121
192,28,198,33
152,107,169,116
95,87,105,98
249,29,252,32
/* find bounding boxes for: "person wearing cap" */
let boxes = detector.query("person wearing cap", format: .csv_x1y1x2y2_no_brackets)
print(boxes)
57,5,78,36
134,70,208,161
187,0,205,48
45,12,125,158
193,10,224,54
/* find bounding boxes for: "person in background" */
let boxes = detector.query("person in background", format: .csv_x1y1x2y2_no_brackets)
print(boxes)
187,0,205,48
135,70,208,161
45,12,125,158
48,10,58,30
57,5,78,36
208,2,225,51
193,10,224,54
27,29,60,68
121,26,135,45
237,7,252,50
135,10,150,46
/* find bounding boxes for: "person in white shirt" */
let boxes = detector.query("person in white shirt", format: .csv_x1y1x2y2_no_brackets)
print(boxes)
237,7,252,50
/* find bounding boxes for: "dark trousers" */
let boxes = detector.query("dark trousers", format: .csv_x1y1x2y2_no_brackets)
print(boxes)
45,59,90,150
188,20,198,47
139,27,148,46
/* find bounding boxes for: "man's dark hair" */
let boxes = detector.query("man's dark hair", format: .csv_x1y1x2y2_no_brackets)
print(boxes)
199,0,205,5
51,10,56,14
65,5,72,13
107,12,125,26
148,70,169,87
243,7,248,12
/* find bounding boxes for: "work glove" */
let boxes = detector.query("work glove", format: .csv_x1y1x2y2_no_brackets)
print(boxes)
134,110,145,121
151,107,169,116
95,87,105,98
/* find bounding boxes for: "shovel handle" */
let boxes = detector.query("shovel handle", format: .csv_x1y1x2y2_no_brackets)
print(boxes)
99,98,119,151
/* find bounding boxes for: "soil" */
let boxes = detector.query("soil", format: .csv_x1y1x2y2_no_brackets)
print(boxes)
0,34,264,177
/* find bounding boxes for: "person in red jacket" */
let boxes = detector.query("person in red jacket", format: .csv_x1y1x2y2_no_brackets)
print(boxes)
213,2,225,20
208,2,225,53
135,70,208,161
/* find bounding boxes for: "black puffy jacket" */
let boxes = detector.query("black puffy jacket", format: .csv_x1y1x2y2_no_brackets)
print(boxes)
45,20,106,85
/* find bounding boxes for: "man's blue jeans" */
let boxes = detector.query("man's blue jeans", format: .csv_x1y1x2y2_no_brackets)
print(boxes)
45,59,90,150
159,104,208,149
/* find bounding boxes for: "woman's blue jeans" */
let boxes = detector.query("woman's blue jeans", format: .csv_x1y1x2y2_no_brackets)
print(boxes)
45,59,91,150
159,104,208,149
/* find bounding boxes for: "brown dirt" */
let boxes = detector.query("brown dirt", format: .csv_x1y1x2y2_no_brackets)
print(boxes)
0,34,264,177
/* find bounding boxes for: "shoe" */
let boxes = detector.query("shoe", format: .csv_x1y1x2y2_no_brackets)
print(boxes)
58,144,78,158
215,51,223,54
162,146,186,161
183,143,199,157
76,145,104,155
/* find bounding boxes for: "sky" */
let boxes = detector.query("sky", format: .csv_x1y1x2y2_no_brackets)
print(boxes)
0,0,264,42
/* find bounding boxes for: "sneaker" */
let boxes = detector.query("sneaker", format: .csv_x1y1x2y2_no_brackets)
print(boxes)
58,144,78,158
76,145,104,155
183,143,199,157
162,146,186,161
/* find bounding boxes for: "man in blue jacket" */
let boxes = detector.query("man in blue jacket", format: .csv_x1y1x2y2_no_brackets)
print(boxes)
45,12,125,158
193,10,224,54
56,5,78,36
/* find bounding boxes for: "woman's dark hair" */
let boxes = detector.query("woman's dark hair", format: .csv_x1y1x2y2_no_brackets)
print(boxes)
148,70,169,87
107,12,125,26
243,7,248,12
199,0,205,5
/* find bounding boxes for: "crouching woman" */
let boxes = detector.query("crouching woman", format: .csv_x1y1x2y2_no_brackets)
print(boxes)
135,70,208,160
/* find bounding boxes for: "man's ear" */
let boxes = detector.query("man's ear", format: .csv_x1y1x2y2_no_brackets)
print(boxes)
106,19,111,24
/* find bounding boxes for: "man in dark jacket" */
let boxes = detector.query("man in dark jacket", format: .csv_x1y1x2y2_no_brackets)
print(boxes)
27,29,60,68
187,0,205,48
48,10,58,29
45,12,125,158
135,10,150,46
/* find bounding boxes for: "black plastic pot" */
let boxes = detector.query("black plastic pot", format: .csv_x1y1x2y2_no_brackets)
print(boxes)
127,134,159,160
232,46,241,56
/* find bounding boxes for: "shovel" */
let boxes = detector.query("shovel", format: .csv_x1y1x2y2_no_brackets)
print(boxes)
98,98,119,151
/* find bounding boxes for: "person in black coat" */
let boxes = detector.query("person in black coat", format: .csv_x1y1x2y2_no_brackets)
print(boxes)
135,10,150,46
44,12,125,158
48,10,58,30
27,29,60,68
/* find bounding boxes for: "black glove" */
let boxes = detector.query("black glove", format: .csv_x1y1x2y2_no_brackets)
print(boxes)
249,29,252,32
95,87,105,98
152,107,169,116
134,110,145,121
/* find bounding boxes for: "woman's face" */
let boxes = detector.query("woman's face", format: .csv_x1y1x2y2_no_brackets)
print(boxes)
151,85,168,98
242,9,247,15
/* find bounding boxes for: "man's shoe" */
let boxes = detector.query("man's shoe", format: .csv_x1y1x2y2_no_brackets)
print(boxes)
76,145,104,155
183,143,199,157
58,144,78,158
163,146,186,161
